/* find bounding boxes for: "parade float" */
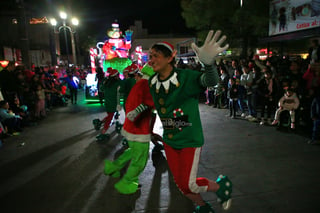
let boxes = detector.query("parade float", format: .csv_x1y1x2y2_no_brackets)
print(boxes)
85,22,134,101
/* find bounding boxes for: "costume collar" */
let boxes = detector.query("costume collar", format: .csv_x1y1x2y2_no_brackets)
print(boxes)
151,69,180,93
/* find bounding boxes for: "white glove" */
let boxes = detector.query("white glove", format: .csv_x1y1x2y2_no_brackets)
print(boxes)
191,30,229,65
127,110,139,121
116,105,122,111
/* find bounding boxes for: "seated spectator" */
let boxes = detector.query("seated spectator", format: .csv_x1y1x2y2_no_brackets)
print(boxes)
0,100,22,134
271,88,300,129
11,96,30,126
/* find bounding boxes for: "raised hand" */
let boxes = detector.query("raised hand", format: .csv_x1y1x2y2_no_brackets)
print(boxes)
191,30,229,65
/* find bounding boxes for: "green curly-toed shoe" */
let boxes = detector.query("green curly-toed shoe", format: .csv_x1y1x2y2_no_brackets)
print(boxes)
216,174,232,210
96,133,110,141
193,201,215,213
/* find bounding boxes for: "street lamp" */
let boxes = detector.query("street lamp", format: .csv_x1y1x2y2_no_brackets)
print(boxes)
50,12,79,67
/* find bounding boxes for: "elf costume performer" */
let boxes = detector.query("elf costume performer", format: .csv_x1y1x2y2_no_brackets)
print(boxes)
95,68,122,141
120,64,138,110
104,63,160,194
148,30,233,213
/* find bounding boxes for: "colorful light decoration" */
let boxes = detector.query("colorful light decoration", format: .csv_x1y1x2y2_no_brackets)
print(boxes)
0,60,9,68
86,22,133,102
90,22,133,74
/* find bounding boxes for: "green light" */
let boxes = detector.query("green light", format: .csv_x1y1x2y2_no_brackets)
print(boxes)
103,58,132,73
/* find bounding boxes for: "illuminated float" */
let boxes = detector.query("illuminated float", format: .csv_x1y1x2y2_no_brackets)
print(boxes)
86,22,133,101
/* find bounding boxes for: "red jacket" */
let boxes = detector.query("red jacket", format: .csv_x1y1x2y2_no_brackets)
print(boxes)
121,79,155,142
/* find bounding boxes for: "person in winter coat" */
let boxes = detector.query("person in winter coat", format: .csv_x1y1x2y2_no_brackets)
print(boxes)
271,88,300,129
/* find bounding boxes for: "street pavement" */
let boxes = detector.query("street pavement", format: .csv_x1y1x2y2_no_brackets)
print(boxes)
0,90,319,213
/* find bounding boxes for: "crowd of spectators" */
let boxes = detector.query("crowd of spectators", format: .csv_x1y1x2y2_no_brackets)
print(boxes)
1,50,319,146
202,54,320,144
0,63,88,144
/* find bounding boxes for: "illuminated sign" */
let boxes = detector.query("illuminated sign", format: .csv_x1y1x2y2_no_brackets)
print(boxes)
30,17,49,24
269,0,320,36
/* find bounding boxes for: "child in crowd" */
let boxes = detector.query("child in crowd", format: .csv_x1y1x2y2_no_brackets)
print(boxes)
228,78,238,118
271,88,300,129
213,79,223,108
34,83,47,119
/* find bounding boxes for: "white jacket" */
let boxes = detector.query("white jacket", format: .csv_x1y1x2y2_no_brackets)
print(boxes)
278,92,300,110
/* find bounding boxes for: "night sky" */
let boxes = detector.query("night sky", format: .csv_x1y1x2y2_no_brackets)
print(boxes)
24,0,195,39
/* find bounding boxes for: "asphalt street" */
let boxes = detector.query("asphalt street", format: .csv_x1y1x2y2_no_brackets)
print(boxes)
0,90,319,213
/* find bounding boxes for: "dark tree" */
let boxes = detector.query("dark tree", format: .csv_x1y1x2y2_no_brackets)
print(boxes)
181,0,269,58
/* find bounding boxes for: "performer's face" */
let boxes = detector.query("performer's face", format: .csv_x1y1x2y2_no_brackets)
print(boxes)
149,48,173,73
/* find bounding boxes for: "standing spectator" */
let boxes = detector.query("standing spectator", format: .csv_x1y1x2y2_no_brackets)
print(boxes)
213,79,223,108
62,71,79,104
308,39,320,64
205,86,214,105
240,65,255,119
303,63,320,92
0,61,19,107
34,84,47,120
258,71,277,125
219,66,229,108
288,60,304,89
233,69,246,117
227,59,240,79
247,66,261,122
228,78,238,118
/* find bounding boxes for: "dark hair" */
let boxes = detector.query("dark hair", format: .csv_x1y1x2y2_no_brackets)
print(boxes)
151,44,175,66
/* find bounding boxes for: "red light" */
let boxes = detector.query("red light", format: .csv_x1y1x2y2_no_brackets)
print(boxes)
0,60,9,68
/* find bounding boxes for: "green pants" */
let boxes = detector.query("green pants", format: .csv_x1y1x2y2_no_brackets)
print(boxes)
104,141,150,194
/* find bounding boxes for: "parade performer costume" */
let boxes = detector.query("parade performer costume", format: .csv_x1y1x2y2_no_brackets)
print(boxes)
148,31,233,213
104,65,157,194
96,68,122,140
120,64,138,110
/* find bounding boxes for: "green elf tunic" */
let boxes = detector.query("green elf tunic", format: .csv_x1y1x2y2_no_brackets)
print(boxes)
120,77,136,110
102,79,122,112
149,67,208,149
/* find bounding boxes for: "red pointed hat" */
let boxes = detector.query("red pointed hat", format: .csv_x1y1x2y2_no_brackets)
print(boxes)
128,63,140,74
123,65,130,73
109,68,119,77
156,41,174,53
